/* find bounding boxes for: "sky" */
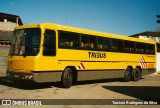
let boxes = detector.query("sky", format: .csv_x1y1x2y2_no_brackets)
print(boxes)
1,0,160,36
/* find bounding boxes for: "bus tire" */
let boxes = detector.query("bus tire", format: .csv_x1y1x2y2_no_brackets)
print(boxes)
132,67,141,81
123,67,132,82
61,68,73,88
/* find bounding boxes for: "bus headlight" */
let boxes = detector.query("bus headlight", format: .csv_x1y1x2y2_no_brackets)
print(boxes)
24,74,33,80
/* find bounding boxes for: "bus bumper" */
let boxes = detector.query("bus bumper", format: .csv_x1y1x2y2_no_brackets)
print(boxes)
6,70,62,83
6,71,34,81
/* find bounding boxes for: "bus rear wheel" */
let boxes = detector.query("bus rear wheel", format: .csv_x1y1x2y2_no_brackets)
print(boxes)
132,67,141,81
61,68,73,88
123,67,132,82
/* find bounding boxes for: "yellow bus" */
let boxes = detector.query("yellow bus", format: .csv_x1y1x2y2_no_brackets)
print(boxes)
7,23,156,88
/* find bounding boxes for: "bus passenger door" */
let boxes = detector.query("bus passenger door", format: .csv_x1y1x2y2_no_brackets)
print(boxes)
41,29,57,70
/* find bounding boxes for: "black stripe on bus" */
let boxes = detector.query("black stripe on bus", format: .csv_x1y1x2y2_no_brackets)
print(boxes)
32,68,156,73
58,60,155,63
33,70,62,73
32,69,125,73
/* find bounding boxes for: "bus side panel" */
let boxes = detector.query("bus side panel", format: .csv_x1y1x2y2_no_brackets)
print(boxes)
141,68,156,76
33,71,62,83
77,70,124,81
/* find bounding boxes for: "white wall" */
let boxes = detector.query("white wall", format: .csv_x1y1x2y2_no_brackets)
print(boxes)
157,53,160,73
139,35,160,44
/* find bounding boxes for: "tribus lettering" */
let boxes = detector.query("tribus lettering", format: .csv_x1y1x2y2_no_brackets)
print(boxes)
88,52,106,58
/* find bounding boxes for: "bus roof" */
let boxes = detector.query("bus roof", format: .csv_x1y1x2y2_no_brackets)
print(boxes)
15,23,156,44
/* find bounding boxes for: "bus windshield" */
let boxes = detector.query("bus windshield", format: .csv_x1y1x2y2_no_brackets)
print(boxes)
9,28,41,56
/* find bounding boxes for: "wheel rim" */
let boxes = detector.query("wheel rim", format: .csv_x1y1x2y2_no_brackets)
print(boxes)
135,71,140,78
67,70,73,86
125,70,131,81
126,71,130,77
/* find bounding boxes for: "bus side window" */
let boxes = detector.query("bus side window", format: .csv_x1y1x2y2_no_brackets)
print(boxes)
111,39,123,52
59,31,80,48
59,31,70,47
98,37,111,50
136,42,145,54
146,44,155,55
81,35,96,49
43,29,56,56
124,41,135,53
70,33,80,48
157,43,160,52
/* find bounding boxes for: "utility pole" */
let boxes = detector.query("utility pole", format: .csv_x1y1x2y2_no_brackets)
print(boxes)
157,15,160,23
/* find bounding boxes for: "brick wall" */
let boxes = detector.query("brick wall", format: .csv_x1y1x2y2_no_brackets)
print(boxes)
0,22,17,31
0,47,10,75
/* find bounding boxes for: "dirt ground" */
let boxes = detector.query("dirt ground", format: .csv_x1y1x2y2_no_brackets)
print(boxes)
0,46,160,108
0,73,160,108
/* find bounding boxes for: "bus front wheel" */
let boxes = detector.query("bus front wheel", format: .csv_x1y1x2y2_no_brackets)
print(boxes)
61,68,73,88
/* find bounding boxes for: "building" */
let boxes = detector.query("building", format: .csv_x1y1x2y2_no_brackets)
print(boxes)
0,12,23,74
0,12,23,45
130,31,160,73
